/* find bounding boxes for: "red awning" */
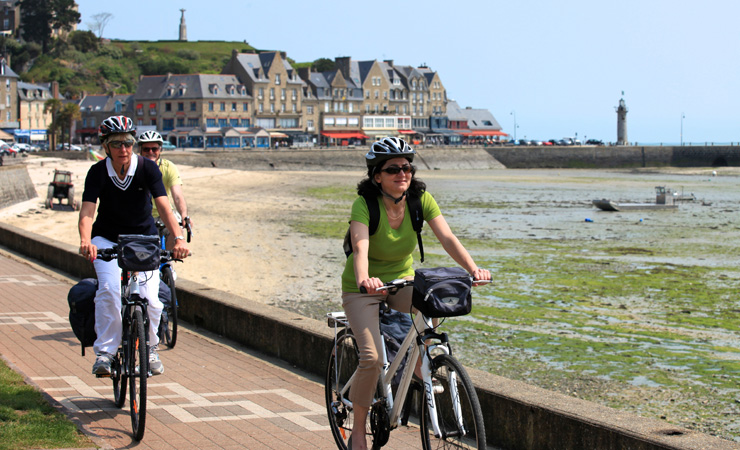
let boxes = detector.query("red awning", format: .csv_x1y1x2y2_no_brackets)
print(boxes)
458,130,509,137
321,131,368,139
398,130,416,134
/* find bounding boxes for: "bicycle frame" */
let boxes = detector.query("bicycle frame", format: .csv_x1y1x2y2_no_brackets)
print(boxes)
329,309,459,439
120,270,150,375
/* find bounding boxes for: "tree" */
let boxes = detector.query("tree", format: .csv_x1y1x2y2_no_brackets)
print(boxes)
312,58,335,72
58,102,81,148
87,12,113,39
44,98,63,150
69,30,99,53
18,0,81,52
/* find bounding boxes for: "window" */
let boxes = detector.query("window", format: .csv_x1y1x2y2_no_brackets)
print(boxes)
220,102,226,111
275,74,281,85
292,89,297,100
336,117,347,126
374,118,383,127
270,88,275,100
365,90,370,99
281,103,286,112
179,86,186,96
176,118,185,127
292,104,296,113
281,88,286,100
230,118,239,127
165,103,172,112
190,102,196,111
280,118,298,128
258,103,264,113
374,90,379,99
385,118,394,127
163,118,174,130
307,119,314,130
208,102,214,111
177,102,184,111
243,103,248,112
324,102,330,113
187,118,199,127
348,117,359,126
324,117,335,125
348,103,353,113
232,102,237,111
240,118,250,127
364,118,373,127
307,105,313,114
270,103,275,113
383,91,388,99
207,118,216,127
218,118,227,127
258,88,264,99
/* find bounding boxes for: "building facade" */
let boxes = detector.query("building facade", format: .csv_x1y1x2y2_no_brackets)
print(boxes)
16,81,52,144
0,60,19,132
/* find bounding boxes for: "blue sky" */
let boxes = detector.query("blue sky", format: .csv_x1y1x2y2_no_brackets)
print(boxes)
74,0,738,144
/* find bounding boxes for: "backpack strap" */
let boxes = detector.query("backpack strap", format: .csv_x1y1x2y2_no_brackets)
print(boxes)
362,192,380,235
406,194,425,262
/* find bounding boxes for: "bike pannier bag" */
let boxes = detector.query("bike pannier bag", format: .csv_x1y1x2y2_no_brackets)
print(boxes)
117,234,161,271
67,278,98,356
412,267,473,318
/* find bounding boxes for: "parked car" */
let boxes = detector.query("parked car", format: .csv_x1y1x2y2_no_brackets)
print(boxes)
0,144,17,156
530,140,543,146
518,139,531,146
56,143,82,151
12,143,31,153
586,139,605,146
161,141,176,150
542,140,553,146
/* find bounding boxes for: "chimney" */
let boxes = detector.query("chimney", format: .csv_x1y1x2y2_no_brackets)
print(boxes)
51,81,60,99
384,60,393,67
335,56,351,81
280,51,287,60
297,66,311,82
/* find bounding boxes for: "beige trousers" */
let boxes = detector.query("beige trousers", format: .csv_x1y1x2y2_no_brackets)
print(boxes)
341,286,413,408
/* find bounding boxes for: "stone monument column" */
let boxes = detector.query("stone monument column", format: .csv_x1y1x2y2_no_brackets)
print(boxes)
178,9,187,41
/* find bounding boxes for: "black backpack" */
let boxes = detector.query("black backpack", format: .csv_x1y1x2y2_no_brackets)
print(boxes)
343,192,425,262
67,278,98,356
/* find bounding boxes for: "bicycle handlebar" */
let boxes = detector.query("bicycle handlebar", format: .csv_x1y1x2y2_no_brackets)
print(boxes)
96,247,192,263
360,276,491,294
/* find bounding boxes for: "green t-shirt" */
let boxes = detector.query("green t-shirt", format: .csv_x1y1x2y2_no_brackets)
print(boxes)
341,191,441,292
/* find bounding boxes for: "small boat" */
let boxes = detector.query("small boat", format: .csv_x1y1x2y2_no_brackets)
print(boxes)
593,186,679,211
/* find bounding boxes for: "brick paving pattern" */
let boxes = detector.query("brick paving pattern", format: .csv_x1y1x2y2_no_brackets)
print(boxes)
0,252,422,449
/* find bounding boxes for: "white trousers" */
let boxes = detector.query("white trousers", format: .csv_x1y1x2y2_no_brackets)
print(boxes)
92,236,163,355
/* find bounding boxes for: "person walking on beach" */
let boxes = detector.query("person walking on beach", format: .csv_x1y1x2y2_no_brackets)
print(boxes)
341,137,490,450
137,130,193,250
78,116,189,377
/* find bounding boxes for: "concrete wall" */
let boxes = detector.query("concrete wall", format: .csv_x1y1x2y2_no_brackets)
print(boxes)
0,165,37,209
0,221,734,450
487,145,740,169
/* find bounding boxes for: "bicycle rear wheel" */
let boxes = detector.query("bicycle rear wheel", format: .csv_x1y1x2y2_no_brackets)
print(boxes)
112,351,126,408
420,354,486,449
158,265,178,348
326,329,361,449
129,309,147,441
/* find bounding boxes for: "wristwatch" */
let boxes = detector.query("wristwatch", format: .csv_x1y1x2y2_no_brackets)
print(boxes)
174,236,185,241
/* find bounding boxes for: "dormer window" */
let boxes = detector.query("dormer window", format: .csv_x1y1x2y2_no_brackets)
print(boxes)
239,85,246,95
210,84,219,95
178,84,187,96
166,84,175,96
228,85,235,95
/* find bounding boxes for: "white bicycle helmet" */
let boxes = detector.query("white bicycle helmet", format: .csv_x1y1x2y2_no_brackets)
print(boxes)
138,130,164,144
98,115,136,142
365,137,416,168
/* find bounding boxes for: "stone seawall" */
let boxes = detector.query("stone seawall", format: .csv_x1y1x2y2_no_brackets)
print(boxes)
0,165,37,209
487,145,740,169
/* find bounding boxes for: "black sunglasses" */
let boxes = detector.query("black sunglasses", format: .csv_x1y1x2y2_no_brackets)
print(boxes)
140,146,161,153
381,164,415,175
108,140,135,149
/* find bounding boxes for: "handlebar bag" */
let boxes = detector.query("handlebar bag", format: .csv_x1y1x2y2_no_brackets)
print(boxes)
412,267,472,318
117,234,161,271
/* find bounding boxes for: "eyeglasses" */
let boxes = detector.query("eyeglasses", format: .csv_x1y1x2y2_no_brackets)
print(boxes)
381,164,415,175
140,146,161,153
107,140,135,149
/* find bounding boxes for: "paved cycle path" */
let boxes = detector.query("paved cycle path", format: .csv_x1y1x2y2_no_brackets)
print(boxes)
0,251,422,449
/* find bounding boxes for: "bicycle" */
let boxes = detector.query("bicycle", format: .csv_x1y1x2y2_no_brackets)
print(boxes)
326,276,489,449
155,216,192,348
96,241,179,441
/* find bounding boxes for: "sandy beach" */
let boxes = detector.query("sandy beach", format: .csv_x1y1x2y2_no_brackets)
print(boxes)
0,155,351,312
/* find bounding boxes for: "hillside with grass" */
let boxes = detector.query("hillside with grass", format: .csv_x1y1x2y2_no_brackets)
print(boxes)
17,37,292,97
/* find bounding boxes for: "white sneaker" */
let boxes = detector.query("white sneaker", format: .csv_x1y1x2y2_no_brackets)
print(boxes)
149,346,164,375
92,352,114,376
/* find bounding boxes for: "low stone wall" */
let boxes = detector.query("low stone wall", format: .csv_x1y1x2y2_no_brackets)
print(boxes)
0,165,37,209
0,221,734,450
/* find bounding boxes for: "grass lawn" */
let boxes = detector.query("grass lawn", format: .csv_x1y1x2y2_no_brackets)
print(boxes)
0,358,93,450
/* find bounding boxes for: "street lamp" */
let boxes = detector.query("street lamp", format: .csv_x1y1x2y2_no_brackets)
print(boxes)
680,113,685,146
510,111,518,141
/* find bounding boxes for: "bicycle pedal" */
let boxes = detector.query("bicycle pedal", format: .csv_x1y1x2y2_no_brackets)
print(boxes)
95,374,112,379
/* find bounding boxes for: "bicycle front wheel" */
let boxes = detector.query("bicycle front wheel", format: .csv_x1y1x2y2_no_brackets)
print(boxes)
129,309,148,441
420,354,486,449
326,328,360,449
158,265,178,348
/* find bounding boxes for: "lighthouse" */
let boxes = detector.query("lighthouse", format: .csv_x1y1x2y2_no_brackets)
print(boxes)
178,9,187,41
615,96,628,145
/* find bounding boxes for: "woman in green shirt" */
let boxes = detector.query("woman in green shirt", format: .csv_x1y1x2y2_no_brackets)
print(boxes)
342,137,490,450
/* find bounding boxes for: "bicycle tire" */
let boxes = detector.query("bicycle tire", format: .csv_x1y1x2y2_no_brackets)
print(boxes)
420,354,486,449
326,328,362,449
129,308,147,441
112,351,126,408
158,265,178,348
